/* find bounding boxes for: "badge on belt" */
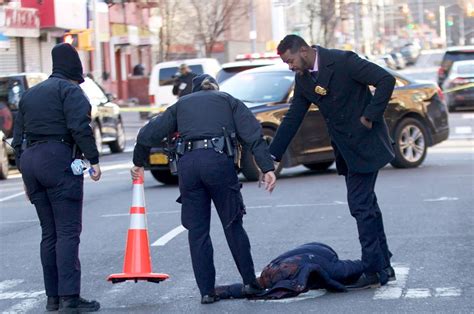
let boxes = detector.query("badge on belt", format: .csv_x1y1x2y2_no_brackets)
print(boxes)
315,85,327,96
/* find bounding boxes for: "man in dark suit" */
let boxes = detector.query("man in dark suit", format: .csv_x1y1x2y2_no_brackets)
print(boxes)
270,35,396,290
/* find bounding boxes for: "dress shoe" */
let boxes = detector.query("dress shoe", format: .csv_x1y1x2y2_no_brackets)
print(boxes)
46,296,59,311
201,294,220,304
58,296,100,313
385,266,396,282
242,281,264,296
346,272,381,291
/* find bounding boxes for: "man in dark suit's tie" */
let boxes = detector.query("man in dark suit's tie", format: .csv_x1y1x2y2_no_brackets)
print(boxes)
269,35,396,290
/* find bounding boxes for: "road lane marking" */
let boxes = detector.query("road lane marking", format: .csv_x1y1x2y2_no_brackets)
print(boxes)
461,113,474,119
101,210,180,218
404,288,431,298
254,290,327,303
0,290,44,300
454,126,472,134
3,297,43,313
423,196,459,202
0,219,37,225
0,191,26,203
373,265,410,300
434,287,462,297
0,280,23,292
151,225,186,247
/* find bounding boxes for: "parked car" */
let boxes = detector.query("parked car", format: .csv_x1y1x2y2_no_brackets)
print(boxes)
148,58,221,109
442,60,474,112
400,43,421,65
390,52,407,69
437,46,474,87
216,59,281,83
0,130,8,180
0,73,126,168
144,64,449,184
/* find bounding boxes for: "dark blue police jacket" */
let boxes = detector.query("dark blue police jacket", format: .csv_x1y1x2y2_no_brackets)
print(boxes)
215,242,364,299
270,46,396,175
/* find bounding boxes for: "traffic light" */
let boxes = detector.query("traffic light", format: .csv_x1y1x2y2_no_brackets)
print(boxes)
63,30,93,50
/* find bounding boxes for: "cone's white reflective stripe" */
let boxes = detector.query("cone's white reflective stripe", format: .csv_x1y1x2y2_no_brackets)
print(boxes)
132,184,146,207
129,214,147,230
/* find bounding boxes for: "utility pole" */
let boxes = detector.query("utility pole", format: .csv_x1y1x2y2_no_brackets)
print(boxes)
417,0,423,25
250,0,257,53
439,5,446,47
92,0,103,83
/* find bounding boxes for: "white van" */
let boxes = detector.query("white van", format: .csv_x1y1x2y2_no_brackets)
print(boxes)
148,58,221,108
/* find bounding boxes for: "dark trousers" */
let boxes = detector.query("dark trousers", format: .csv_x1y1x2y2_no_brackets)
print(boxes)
345,171,391,276
20,142,83,297
178,149,256,296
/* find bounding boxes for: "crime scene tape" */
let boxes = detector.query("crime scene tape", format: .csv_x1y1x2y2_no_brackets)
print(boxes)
119,106,167,113
442,82,474,94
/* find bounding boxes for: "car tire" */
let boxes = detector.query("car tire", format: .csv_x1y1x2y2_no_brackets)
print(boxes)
391,117,428,168
109,121,126,153
241,128,282,181
303,160,334,171
0,142,9,180
150,169,178,185
92,123,103,155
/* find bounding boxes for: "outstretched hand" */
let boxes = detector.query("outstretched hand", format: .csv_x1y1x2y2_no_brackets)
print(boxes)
259,171,277,193
131,166,144,181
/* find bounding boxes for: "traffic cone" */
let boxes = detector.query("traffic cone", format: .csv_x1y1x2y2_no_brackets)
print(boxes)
107,176,169,284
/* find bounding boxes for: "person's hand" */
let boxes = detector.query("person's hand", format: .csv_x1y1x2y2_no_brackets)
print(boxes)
131,166,144,181
259,171,276,193
89,164,101,181
360,116,373,129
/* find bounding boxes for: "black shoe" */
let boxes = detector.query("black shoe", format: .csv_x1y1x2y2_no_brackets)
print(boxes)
346,273,381,291
46,296,59,311
201,294,220,304
58,296,100,313
385,266,396,282
242,282,264,296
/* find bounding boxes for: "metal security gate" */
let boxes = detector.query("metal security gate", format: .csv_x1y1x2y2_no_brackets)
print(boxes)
0,38,20,75
23,37,42,73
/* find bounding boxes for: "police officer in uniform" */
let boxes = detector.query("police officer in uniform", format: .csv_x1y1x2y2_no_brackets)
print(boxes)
12,43,101,312
172,63,197,98
132,74,277,304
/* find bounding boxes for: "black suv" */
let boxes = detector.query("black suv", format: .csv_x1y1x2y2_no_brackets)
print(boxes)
438,46,474,87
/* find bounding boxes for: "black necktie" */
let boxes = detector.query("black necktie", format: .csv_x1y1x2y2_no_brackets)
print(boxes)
310,71,318,82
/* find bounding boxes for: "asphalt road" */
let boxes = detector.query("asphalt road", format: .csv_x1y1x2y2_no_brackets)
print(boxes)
0,63,473,313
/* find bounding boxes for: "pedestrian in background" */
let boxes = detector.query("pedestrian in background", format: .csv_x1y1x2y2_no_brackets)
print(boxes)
12,43,101,312
132,74,276,304
172,63,197,98
269,35,396,290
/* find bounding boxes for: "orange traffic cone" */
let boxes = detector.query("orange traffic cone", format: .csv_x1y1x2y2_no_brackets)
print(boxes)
107,176,169,284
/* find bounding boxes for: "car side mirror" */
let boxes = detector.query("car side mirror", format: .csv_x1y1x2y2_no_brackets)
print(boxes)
105,93,115,102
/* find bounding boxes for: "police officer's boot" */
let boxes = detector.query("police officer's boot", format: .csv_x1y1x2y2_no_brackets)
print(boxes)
58,296,100,313
46,296,59,311
201,294,220,304
242,280,264,297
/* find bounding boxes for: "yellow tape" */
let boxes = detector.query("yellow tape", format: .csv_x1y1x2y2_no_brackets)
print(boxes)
443,82,474,94
119,106,166,113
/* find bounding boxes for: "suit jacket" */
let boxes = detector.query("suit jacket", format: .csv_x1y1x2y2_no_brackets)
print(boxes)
269,46,396,174
215,242,364,299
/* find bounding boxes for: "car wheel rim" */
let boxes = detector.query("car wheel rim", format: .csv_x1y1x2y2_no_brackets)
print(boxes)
94,126,102,153
117,123,126,149
398,125,425,162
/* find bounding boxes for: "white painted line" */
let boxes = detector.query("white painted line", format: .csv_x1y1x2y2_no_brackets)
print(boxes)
0,191,25,203
0,290,44,300
3,297,43,313
0,280,23,292
461,113,474,119
455,126,472,134
254,289,327,303
276,201,346,208
246,205,272,209
373,265,410,300
435,287,461,297
151,225,186,247
404,288,431,299
423,196,459,202
101,210,180,218
0,219,37,225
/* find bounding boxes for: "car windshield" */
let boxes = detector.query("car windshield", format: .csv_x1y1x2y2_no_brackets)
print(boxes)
220,71,294,104
456,63,474,75
159,65,204,86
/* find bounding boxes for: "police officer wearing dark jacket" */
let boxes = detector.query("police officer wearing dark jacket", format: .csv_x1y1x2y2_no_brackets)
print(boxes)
132,74,277,304
12,43,101,312
270,35,396,290
172,64,197,98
